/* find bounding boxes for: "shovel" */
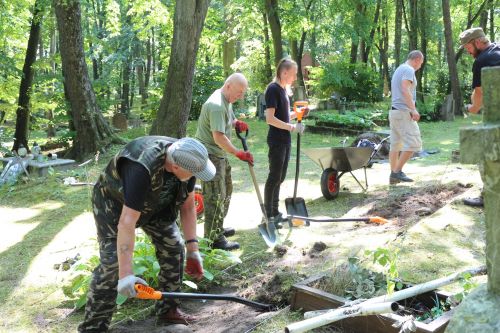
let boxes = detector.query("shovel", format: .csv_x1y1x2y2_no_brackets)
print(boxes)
135,284,273,311
235,129,278,247
285,101,309,222
285,215,389,227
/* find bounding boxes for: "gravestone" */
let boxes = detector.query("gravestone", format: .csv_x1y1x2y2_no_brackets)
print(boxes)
440,94,455,121
112,112,128,131
445,66,500,332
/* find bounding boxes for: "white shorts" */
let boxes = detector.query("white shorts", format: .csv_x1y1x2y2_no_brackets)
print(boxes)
389,109,422,152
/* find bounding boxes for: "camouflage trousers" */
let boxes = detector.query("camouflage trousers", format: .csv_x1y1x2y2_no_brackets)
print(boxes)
201,155,233,241
78,190,185,332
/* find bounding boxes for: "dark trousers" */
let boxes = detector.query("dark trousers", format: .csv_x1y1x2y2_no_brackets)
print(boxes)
264,143,291,218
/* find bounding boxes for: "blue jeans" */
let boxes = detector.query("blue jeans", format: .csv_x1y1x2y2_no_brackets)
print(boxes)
264,143,291,218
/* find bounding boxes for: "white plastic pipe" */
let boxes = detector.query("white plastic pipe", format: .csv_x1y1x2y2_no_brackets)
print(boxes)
285,302,398,333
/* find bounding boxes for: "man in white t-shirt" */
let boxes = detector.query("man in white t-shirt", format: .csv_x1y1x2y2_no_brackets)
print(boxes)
389,50,424,185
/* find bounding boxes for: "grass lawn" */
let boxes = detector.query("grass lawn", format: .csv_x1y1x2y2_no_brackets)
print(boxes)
0,113,486,332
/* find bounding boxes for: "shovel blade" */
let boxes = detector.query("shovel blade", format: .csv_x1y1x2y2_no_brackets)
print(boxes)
285,197,309,226
258,222,278,247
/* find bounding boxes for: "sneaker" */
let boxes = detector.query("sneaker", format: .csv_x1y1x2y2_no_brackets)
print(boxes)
389,171,413,184
463,197,484,207
223,227,236,237
212,236,240,251
157,307,196,325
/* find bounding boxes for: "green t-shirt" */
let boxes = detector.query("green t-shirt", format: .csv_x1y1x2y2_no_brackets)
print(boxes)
195,89,234,157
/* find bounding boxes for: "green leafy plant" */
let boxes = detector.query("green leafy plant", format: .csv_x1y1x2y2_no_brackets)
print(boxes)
366,247,402,295
344,257,387,300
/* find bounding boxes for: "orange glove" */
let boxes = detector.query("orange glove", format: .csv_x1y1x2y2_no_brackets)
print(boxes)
185,251,203,280
235,120,249,132
235,150,254,165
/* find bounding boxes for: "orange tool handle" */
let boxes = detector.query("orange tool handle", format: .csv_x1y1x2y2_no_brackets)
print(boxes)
135,284,162,300
368,216,389,225
293,101,309,122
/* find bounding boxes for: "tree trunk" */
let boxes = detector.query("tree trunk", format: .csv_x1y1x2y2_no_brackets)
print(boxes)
120,56,131,115
222,0,236,78
442,0,462,118
408,0,418,51
13,0,43,152
265,0,283,66
394,0,402,67
363,0,381,63
54,0,116,160
350,40,358,64
47,24,57,138
263,12,273,83
150,0,210,138
145,35,152,89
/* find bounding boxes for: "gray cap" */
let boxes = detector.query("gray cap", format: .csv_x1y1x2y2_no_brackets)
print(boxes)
459,27,485,47
168,138,215,181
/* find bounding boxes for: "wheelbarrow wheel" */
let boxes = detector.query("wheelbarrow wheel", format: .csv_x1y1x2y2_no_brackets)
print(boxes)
194,186,204,217
321,168,340,200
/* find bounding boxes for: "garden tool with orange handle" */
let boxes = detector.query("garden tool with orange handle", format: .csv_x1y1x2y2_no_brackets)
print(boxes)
286,215,389,227
134,284,274,311
285,101,310,224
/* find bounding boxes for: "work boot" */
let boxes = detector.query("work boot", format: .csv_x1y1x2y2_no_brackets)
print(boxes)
269,213,287,229
157,307,196,325
389,171,413,184
463,197,484,207
223,227,236,237
212,235,240,251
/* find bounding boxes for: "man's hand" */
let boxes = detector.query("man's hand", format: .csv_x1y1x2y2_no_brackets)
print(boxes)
235,120,249,133
410,109,420,121
235,150,254,165
117,275,148,298
291,123,305,134
185,250,203,280
301,107,310,118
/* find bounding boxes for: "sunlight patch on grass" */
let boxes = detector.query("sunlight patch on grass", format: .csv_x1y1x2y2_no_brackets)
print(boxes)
20,212,96,287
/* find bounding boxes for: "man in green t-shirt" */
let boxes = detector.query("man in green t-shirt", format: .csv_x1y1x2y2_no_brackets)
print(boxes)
195,73,253,250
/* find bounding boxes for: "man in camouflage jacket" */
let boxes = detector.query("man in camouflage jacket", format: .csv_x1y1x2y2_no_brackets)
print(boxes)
78,136,215,332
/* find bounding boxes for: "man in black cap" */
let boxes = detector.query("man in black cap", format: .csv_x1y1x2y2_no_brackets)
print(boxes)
459,27,500,207
79,136,216,332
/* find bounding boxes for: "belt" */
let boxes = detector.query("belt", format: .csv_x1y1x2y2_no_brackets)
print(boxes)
391,107,397,110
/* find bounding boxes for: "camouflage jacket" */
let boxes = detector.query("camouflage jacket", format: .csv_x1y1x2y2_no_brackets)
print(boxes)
94,136,192,228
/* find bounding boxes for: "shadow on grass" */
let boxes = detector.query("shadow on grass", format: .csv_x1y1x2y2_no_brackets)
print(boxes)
0,177,92,304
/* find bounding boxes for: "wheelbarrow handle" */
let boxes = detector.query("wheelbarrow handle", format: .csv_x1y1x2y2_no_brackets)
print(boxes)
134,284,273,311
235,128,249,152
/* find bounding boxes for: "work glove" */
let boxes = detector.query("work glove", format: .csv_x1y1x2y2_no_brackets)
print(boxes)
117,275,148,298
185,250,204,280
235,120,249,133
235,150,254,165
291,123,305,135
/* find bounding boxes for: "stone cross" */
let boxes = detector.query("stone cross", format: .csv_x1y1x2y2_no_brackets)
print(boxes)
446,66,500,332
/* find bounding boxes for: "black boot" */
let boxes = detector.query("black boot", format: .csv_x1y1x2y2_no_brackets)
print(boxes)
223,227,236,237
212,236,240,251
463,197,484,207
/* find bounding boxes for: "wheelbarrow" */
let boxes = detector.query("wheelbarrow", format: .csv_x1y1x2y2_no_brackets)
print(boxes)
302,137,389,200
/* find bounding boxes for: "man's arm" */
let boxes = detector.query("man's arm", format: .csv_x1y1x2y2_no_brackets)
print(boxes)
179,191,198,248
265,108,293,131
212,131,239,156
117,205,141,278
401,80,420,121
468,86,483,114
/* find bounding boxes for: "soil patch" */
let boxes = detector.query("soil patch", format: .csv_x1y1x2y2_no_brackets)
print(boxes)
367,183,466,226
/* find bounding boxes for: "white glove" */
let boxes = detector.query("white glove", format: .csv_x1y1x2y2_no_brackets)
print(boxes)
291,123,305,135
117,275,148,298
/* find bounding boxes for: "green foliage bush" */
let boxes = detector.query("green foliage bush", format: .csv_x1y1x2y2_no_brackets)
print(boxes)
309,58,383,103
190,65,225,120
314,108,387,130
